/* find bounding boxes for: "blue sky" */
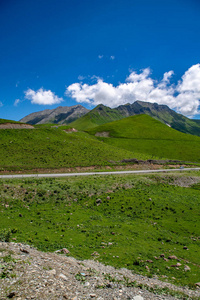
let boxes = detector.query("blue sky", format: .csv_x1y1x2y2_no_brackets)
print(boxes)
1,0,200,120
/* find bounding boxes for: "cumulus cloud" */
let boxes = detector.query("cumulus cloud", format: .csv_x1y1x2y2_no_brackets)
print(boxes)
98,55,103,59
0,101,3,107
110,55,115,60
66,64,200,117
24,88,63,105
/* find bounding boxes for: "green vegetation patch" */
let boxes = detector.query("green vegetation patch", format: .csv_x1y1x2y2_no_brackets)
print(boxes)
0,128,139,171
87,115,200,162
0,172,200,287
0,119,22,124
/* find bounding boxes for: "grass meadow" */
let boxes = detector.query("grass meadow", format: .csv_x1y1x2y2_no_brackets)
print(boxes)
88,115,200,163
1,172,200,287
0,128,150,171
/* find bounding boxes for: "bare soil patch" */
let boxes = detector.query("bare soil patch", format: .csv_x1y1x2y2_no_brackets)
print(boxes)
0,123,34,129
95,131,110,137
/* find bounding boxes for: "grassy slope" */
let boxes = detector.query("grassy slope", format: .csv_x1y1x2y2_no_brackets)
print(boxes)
87,114,200,162
193,119,200,125
0,118,22,124
125,101,200,137
0,127,148,171
70,102,200,136
70,105,124,130
1,173,200,287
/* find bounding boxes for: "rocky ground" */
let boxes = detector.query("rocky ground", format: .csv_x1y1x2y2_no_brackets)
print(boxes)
0,242,200,300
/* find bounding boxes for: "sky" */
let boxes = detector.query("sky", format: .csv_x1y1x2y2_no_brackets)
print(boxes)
1,0,200,121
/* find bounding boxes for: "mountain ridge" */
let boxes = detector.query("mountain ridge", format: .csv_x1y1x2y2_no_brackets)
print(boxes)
19,101,200,136
71,101,200,136
20,105,89,125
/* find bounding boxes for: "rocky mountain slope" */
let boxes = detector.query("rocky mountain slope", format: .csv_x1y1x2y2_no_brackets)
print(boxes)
20,105,89,125
1,242,199,300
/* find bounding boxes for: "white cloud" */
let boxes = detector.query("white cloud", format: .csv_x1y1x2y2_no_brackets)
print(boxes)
98,55,103,59
177,64,200,93
126,68,151,82
110,55,115,60
24,88,63,105
162,70,174,83
0,101,3,107
66,64,200,117
14,99,20,106
78,75,85,81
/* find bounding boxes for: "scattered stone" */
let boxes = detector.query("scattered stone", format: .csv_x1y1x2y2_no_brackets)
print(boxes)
20,248,29,254
145,266,150,272
184,265,191,272
91,251,100,256
19,213,22,217
146,259,153,263
59,273,68,281
168,255,178,260
106,283,114,288
160,254,165,258
47,268,56,275
90,294,96,298
62,248,70,254
148,198,152,201
163,258,169,262
106,196,110,200
195,282,200,287
171,263,181,268
183,246,188,250
133,296,144,300
84,282,90,287
96,199,102,205
55,248,70,254
111,232,115,235
7,292,16,298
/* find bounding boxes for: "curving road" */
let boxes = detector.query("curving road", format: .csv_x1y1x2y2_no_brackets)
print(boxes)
0,167,200,179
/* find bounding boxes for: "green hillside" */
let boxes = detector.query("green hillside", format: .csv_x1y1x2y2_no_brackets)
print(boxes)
70,102,200,136
87,114,200,162
70,104,124,130
0,127,147,172
119,101,200,137
0,118,21,124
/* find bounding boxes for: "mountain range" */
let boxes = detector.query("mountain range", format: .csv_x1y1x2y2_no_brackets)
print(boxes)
20,101,200,136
